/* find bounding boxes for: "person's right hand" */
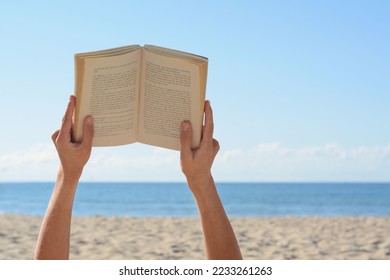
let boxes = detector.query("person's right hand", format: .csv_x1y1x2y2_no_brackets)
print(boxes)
51,95,94,179
180,101,243,260
180,100,219,195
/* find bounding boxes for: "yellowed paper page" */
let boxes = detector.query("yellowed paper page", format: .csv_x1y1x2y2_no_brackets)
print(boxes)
138,49,202,150
74,49,142,146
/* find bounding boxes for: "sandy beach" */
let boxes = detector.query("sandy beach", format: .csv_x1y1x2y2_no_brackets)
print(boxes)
1,214,389,260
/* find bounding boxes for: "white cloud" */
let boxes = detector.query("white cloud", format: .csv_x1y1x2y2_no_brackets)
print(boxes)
254,142,291,157
0,143,59,181
90,149,176,169
247,142,390,163
0,142,389,182
0,143,57,165
85,147,180,181
0,143,181,181
218,149,243,162
214,142,390,181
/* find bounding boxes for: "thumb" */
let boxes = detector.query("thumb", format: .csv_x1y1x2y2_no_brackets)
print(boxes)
180,121,192,159
81,115,94,148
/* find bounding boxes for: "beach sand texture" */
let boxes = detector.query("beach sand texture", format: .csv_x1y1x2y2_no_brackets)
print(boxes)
1,214,389,260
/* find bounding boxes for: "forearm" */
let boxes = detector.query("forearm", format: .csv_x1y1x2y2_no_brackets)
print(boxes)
34,167,80,259
190,176,242,260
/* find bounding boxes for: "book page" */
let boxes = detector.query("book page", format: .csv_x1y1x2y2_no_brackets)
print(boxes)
138,49,202,150
74,49,142,146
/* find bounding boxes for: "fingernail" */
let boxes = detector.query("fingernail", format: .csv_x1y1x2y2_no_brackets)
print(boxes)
87,116,94,125
181,122,189,131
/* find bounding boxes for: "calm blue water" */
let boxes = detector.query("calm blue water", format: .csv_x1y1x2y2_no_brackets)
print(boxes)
0,183,389,217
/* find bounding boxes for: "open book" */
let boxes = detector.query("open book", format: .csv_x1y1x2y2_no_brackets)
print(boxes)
73,45,208,150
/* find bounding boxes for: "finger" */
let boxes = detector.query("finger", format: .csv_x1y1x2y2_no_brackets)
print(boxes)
59,95,76,137
81,116,94,148
212,139,220,158
202,100,214,141
180,121,193,160
51,130,60,144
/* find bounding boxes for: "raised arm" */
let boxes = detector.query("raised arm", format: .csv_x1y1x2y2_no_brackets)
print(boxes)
180,101,242,260
34,95,94,260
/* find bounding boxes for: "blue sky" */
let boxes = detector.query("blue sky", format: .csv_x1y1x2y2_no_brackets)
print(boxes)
0,0,389,182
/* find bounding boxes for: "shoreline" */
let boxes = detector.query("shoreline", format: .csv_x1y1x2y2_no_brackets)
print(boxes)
1,214,389,260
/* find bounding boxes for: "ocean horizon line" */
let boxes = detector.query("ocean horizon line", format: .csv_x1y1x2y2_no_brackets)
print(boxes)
1,181,390,184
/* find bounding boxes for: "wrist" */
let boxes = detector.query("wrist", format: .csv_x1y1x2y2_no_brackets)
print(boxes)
57,165,82,186
188,175,217,203
50,165,81,211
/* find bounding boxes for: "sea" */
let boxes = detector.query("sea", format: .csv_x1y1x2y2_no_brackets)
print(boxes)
0,183,389,217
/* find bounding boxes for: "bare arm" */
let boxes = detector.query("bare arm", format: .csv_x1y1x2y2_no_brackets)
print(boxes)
34,96,94,260
180,101,242,260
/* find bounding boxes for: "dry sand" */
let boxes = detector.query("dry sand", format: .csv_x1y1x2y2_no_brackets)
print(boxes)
1,214,389,259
